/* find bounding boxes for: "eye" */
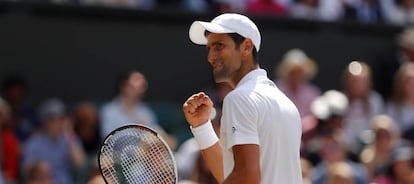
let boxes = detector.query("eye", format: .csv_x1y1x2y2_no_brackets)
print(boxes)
214,43,224,51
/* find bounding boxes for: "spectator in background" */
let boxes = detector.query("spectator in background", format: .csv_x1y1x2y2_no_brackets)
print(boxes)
72,101,101,156
326,161,356,184
213,0,248,13
100,70,176,149
378,143,414,184
274,48,321,140
344,0,385,24
100,71,157,136
359,115,401,183
245,0,288,16
78,0,155,10
301,157,313,184
71,101,102,184
342,61,384,155
0,97,20,184
288,0,345,21
384,0,414,25
387,62,414,135
24,160,54,184
1,74,38,143
376,27,414,100
22,98,86,184
311,131,369,184
289,0,321,20
305,90,349,164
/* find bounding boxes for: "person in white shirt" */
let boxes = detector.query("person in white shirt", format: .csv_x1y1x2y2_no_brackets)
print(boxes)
183,13,302,183
100,71,159,138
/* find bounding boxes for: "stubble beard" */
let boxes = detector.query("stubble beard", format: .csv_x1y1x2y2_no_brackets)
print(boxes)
213,65,230,83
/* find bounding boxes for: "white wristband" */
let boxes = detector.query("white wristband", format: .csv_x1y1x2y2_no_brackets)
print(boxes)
190,120,219,150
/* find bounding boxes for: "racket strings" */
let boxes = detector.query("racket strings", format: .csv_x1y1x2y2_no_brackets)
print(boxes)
100,127,176,184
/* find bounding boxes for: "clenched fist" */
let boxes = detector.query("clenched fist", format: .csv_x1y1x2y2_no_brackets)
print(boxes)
183,92,214,128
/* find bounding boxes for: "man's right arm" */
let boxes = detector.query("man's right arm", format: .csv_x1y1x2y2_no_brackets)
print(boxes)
200,141,224,183
183,92,224,183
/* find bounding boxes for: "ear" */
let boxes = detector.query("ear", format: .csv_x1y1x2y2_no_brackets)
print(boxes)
241,39,254,57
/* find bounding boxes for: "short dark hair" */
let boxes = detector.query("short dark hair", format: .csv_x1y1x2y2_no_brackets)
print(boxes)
205,31,259,63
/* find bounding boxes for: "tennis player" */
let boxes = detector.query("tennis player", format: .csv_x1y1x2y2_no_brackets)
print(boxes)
183,13,303,183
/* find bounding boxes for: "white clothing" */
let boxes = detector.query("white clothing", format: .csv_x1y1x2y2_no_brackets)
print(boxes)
381,0,414,25
174,138,200,181
100,97,159,138
343,91,384,151
220,69,302,183
387,102,414,132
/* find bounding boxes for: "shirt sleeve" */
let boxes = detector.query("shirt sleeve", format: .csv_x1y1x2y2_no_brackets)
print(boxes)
221,92,260,150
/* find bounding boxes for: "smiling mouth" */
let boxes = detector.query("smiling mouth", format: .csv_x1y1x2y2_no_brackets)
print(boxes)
212,62,223,69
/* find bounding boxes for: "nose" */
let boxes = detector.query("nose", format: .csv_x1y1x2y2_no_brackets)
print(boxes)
207,50,217,63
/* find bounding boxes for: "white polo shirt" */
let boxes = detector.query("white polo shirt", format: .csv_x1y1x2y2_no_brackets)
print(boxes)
220,68,302,183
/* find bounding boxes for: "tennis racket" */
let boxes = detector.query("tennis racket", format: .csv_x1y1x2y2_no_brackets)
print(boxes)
98,124,177,184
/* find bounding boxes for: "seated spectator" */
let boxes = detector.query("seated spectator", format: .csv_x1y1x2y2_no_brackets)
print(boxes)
384,0,414,25
378,142,414,184
71,101,102,183
359,115,400,183
344,0,385,24
1,74,38,143
72,101,101,156
274,48,321,142
327,161,356,184
100,70,176,150
387,62,414,135
289,0,344,21
289,0,321,20
22,98,86,184
79,0,156,10
304,90,349,164
342,61,384,154
24,160,54,184
245,0,288,16
311,131,369,184
0,97,20,184
182,0,213,13
375,27,414,99
213,0,248,13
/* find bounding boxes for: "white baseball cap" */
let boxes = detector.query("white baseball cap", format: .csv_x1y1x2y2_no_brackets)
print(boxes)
189,13,261,52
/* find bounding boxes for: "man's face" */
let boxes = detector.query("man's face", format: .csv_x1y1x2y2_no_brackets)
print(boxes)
206,33,243,83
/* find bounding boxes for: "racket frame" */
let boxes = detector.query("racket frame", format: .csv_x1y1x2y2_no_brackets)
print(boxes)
98,124,178,184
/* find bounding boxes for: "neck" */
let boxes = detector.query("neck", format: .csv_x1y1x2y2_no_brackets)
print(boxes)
230,63,259,87
119,95,138,112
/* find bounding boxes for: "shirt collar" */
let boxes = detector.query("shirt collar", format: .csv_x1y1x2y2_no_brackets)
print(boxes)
236,68,268,88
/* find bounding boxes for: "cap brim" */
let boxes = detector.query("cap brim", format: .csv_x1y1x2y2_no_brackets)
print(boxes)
189,21,235,45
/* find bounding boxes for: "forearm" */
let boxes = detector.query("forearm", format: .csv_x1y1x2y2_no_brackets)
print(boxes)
200,142,224,183
70,144,86,167
66,134,86,167
223,144,261,184
223,169,260,184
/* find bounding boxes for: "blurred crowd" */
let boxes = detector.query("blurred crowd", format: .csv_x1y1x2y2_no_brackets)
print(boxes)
1,18,414,184
6,0,414,26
